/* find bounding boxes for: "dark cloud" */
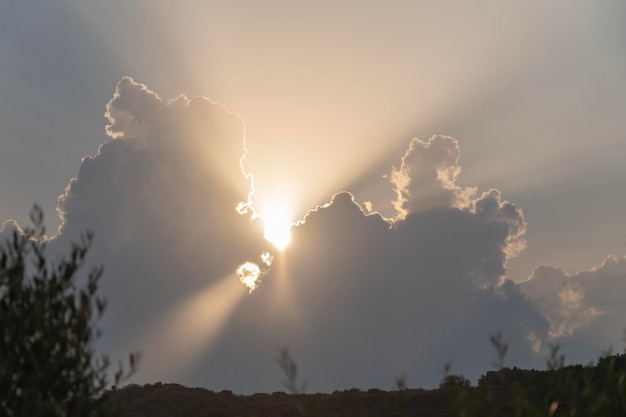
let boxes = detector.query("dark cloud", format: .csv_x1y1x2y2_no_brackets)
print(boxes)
4,78,621,393
241,184,543,391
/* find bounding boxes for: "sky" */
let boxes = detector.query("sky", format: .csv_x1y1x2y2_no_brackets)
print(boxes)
1,1,626,393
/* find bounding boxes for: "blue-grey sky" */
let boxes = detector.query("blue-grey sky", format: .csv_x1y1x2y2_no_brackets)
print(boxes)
2,1,626,393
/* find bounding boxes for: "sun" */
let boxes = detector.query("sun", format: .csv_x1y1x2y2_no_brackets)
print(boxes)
260,203,293,250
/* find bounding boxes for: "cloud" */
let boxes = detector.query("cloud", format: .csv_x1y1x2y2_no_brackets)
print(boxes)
6,77,620,393
57,76,263,256
388,136,525,270
254,184,542,391
51,77,270,371
519,256,626,358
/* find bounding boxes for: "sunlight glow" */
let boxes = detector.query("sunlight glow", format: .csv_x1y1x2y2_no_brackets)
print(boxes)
261,204,293,250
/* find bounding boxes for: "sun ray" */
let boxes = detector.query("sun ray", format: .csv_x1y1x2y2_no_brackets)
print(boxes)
134,273,246,381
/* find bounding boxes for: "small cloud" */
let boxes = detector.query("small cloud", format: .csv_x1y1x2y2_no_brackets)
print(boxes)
237,261,262,293
104,76,164,140
260,251,273,266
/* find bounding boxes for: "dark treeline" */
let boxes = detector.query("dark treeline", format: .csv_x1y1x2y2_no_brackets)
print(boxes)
102,383,450,417
100,354,626,417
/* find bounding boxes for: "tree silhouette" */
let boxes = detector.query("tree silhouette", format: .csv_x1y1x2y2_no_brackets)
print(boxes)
0,206,138,417
439,374,472,390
